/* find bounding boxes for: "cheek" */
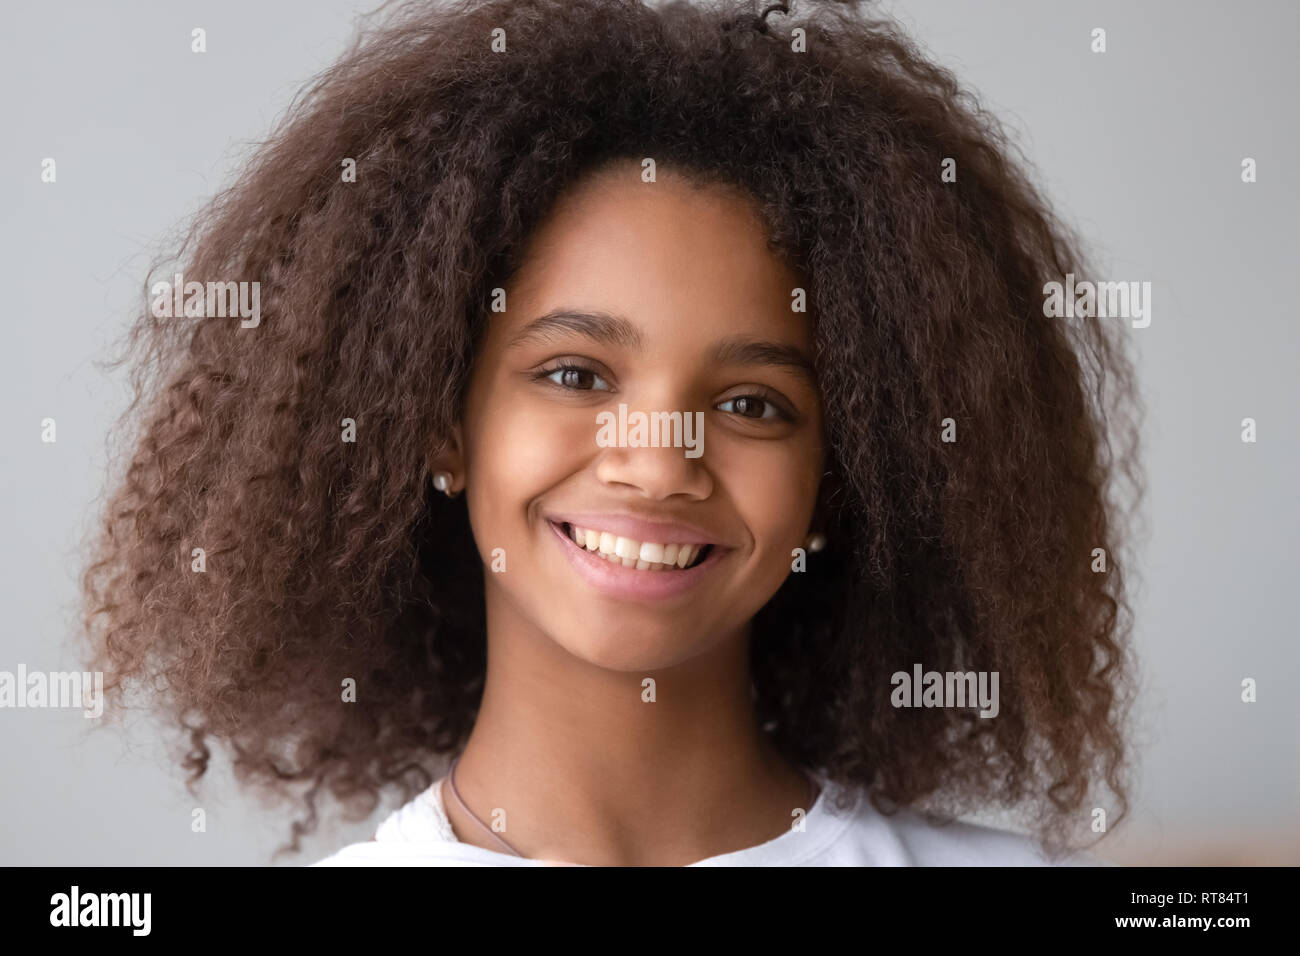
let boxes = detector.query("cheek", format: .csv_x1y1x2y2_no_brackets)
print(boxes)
723,442,820,560
464,384,597,517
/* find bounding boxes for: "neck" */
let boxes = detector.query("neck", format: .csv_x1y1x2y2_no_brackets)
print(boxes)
442,593,815,866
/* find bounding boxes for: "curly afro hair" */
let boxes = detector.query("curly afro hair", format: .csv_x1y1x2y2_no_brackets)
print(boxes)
81,0,1144,857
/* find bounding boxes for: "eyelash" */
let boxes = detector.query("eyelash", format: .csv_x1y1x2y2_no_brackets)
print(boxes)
533,361,796,423
534,361,612,393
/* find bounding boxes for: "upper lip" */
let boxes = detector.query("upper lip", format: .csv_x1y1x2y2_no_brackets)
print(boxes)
547,512,728,548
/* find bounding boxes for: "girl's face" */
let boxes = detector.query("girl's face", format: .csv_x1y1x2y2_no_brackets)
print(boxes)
454,163,825,671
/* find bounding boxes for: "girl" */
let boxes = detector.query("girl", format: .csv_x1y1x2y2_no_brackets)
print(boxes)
82,0,1142,866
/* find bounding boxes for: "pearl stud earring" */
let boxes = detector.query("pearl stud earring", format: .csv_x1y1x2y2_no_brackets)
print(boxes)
432,471,460,498
805,532,826,552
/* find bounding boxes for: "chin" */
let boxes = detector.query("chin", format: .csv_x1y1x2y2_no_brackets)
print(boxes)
546,617,709,673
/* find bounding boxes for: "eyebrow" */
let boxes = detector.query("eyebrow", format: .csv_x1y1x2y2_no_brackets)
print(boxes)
708,336,817,385
508,308,817,384
507,308,644,351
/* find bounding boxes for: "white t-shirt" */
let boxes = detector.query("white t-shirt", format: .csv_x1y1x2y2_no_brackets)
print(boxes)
313,772,1103,866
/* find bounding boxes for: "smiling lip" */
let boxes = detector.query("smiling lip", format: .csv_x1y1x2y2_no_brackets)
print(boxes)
546,518,729,601
546,512,723,548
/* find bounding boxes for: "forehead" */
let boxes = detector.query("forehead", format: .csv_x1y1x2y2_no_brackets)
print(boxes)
501,165,808,347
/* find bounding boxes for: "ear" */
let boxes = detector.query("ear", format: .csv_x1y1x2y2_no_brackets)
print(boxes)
809,462,839,535
426,423,466,492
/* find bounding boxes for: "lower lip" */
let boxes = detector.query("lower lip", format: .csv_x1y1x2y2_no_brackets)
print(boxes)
547,520,728,601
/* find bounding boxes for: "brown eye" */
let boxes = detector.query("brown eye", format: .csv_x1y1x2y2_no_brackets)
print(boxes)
718,394,783,420
542,364,611,391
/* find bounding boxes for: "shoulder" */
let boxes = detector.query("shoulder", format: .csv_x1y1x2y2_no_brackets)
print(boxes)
371,777,457,843
811,782,1106,866
310,777,471,867
878,810,1104,866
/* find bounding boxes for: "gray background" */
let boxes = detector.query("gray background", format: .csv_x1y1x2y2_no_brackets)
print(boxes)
1,0,1296,865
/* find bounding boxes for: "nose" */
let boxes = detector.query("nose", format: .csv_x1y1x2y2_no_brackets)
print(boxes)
593,410,713,501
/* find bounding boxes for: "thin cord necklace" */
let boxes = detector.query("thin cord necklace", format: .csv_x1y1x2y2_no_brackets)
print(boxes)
445,755,821,860
446,755,523,856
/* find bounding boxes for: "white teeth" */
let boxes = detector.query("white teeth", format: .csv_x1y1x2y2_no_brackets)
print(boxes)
638,541,665,563
560,522,710,572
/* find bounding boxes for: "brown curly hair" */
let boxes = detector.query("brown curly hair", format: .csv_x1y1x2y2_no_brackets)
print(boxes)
80,0,1144,857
